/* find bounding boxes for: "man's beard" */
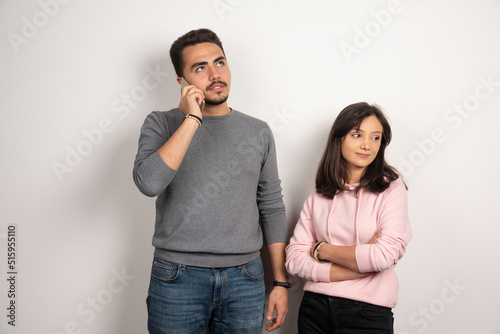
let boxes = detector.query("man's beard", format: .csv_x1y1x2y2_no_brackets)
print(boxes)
204,94,228,106
204,80,229,105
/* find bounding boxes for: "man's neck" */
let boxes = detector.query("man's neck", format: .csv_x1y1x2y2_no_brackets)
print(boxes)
203,103,231,117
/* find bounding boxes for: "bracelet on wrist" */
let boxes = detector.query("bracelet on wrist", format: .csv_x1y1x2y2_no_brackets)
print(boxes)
313,242,328,263
273,280,291,289
184,114,202,127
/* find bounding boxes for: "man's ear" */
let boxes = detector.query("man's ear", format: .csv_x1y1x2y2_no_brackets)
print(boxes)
176,77,182,85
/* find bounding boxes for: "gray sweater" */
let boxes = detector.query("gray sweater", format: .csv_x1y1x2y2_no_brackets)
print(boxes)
133,109,288,267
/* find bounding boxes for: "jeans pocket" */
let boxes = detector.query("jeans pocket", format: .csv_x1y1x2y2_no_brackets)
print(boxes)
151,258,181,283
301,291,314,305
242,257,264,280
359,303,393,320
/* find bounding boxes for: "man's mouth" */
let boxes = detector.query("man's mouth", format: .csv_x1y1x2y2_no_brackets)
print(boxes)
208,81,227,91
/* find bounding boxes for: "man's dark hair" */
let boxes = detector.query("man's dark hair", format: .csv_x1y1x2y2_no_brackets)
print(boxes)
315,102,404,198
169,28,225,78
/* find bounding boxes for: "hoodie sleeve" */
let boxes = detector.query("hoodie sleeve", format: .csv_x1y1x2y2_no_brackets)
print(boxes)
355,179,412,273
285,194,332,282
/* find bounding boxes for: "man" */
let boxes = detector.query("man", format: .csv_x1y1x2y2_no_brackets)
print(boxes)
133,28,289,334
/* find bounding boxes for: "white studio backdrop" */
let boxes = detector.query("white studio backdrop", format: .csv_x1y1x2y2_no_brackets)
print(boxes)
1,0,499,333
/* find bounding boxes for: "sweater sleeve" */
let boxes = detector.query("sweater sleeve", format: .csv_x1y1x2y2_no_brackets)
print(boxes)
133,111,177,197
285,194,332,283
355,180,412,272
257,125,288,245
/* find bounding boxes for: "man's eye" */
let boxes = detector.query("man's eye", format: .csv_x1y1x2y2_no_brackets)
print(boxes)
196,67,204,72
216,61,224,66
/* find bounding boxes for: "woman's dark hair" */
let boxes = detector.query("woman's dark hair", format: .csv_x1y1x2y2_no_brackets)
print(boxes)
316,102,404,198
169,28,225,78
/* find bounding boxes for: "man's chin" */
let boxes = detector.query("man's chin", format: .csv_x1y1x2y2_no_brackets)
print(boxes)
205,96,228,106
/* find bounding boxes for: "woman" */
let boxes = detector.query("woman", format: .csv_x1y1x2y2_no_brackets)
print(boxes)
285,102,412,334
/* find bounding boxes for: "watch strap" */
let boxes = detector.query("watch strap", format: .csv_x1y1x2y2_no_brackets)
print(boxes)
273,280,291,289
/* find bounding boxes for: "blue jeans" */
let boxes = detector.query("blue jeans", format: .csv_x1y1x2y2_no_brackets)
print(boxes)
147,256,266,334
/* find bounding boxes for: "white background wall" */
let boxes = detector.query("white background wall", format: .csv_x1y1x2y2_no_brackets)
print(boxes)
1,0,499,333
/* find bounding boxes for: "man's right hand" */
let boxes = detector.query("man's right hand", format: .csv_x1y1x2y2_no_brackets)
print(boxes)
179,84,204,118
156,84,204,171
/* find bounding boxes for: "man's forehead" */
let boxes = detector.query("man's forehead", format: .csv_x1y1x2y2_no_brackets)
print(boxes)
183,43,225,63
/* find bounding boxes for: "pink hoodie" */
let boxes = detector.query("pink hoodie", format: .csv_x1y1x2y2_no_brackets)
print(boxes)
285,178,412,308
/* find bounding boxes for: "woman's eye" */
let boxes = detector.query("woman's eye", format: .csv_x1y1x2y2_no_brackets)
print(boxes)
352,133,360,138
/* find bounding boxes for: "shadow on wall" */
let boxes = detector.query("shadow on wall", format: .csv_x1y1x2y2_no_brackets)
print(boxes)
105,54,181,333
86,54,173,332
99,133,154,333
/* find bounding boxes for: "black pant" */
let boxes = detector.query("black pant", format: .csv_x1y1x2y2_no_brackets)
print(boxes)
298,291,394,334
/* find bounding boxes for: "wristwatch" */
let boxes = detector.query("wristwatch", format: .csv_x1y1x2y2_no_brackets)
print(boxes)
273,280,291,289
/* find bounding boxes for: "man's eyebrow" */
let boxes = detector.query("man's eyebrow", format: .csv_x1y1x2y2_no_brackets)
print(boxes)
190,61,208,70
190,56,226,71
213,56,226,63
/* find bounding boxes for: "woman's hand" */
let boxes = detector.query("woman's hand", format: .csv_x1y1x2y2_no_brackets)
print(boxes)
369,229,382,244
309,229,381,262
329,263,372,282
310,241,323,259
